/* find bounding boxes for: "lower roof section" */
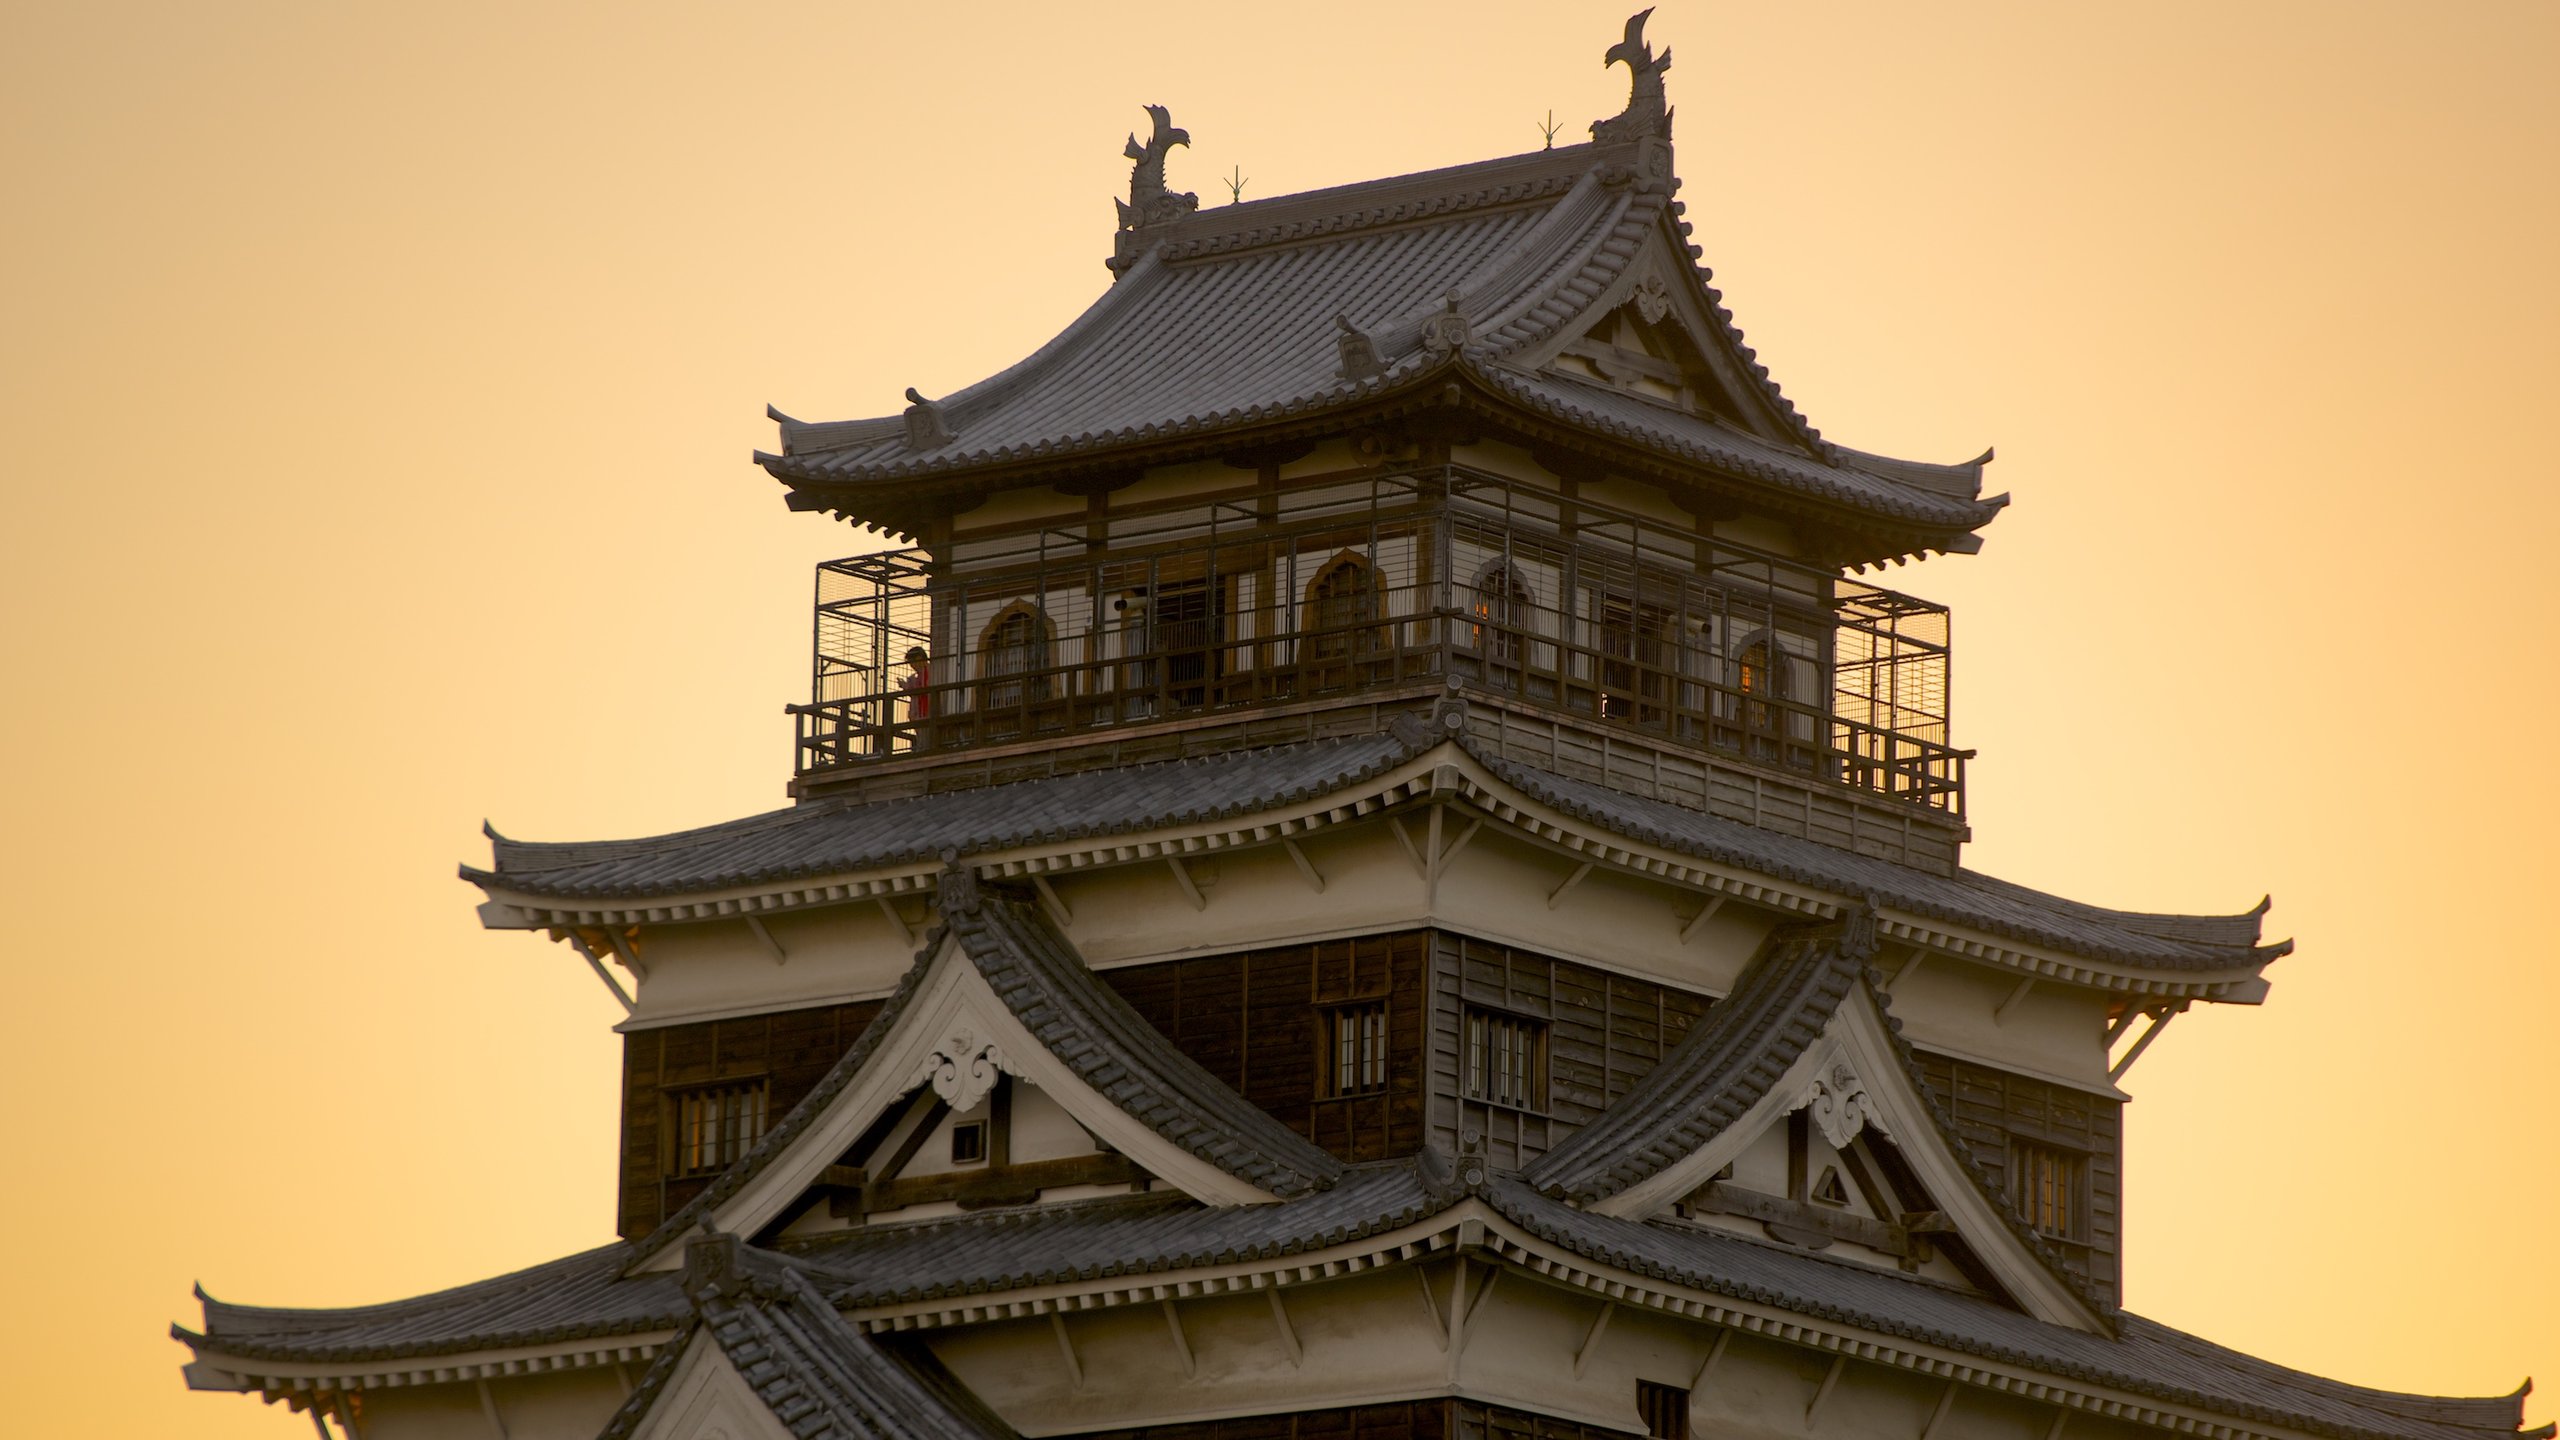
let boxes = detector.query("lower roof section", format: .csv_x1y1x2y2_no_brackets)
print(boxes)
465,725,2283,983
177,1159,2542,1440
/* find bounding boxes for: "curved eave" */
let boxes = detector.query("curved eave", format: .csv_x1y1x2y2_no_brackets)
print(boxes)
759,358,2000,563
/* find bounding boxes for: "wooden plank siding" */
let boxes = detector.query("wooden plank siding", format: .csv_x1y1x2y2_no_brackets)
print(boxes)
1911,1049,2124,1307
1101,933,1430,1163
616,1001,882,1240
1059,1398,1629,1440
1429,932,1714,1170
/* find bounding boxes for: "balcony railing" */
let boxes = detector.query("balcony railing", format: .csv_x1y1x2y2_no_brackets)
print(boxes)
792,467,1963,814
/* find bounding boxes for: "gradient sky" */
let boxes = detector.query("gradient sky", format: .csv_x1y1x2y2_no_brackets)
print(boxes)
2,3,2552,1434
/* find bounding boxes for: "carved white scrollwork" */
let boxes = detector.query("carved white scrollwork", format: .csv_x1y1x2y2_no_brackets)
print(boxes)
1801,1062,1886,1149
1632,271,1671,325
919,1028,1008,1113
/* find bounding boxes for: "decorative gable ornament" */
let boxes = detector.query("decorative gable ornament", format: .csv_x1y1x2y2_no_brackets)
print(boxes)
902,387,956,450
1632,269,1672,325
1334,314,1385,381
1590,7,1673,145
920,1028,1009,1112
1800,1060,1885,1149
1110,103,1200,275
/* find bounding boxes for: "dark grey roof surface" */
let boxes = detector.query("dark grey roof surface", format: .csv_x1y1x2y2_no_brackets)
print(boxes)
755,139,2000,542
949,890,1343,1199
1526,919,1862,1203
597,1243,1016,1440
176,1167,2534,1440
179,1244,681,1363
470,730,2275,976
625,873,1339,1271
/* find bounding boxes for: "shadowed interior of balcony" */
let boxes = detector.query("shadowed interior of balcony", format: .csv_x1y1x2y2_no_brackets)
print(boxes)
792,467,1964,813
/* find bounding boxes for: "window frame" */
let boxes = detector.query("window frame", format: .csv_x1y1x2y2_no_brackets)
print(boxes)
665,1076,773,1178
2010,1136,2090,1242
1319,999,1390,1098
1461,1003,1550,1114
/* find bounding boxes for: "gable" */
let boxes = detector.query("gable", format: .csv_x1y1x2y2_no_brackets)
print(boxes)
628,1330,801,1440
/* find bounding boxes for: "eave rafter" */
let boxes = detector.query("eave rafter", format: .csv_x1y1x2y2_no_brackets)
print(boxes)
479,744,2272,1005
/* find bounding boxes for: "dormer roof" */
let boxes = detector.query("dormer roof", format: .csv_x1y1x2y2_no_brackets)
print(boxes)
757,131,2004,557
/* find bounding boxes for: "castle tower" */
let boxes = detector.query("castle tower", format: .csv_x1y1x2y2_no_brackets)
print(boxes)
175,18,2544,1440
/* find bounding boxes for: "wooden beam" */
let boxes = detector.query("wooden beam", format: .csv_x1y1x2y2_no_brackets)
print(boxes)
310,1408,333,1440
1993,976,2036,1026
2102,1006,2142,1046
1804,1354,1846,1428
1547,861,1595,909
1390,816,1431,879
612,1361,632,1396
1166,856,1207,911
1882,951,1926,992
1267,1287,1303,1366
2109,1007,2179,1081
1571,1300,1615,1379
1678,894,1727,944
603,929,648,982
1920,1380,1959,1440
1050,1313,1082,1390
2045,1408,2071,1440
1415,1267,1448,1351
475,1378,510,1440
875,896,916,950
1437,817,1484,867
568,938,634,1013
1282,837,1326,893
1689,1328,1730,1391
744,914,787,966
1031,874,1073,927
1161,1298,1195,1378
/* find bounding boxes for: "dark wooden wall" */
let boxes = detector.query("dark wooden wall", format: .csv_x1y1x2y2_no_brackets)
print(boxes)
617,1001,881,1239
1428,933,1714,1169
1102,932,1428,1162
1060,1399,1627,1440
1912,1049,2123,1306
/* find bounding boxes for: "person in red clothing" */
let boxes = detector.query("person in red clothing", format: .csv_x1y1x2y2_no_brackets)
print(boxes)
897,646,931,722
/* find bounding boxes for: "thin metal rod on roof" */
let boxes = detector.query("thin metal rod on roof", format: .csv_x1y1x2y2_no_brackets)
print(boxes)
1225,165,1247,203
1539,109,1561,149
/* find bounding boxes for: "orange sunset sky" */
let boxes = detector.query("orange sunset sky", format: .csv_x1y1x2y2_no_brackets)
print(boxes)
1,2,2552,1434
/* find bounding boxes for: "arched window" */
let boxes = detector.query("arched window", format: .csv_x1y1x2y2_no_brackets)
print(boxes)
1470,562,1533,667
1304,554,1383,665
978,604,1052,711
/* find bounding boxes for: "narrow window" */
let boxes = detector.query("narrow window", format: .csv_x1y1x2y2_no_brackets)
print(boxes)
1470,562,1531,666
949,1120,988,1166
672,1080,770,1176
1636,1380,1690,1440
1322,1001,1388,1096
2012,1140,2086,1239
978,605,1051,710
1463,1006,1547,1110
1305,555,1382,664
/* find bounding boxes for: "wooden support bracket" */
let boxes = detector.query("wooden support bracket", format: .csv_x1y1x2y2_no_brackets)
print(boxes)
1920,1380,1959,1440
476,1377,511,1440
1283,837,1326,893
1390,816,1431,880
1050,1313,1083,1390
1548,861,1595,909
1571,1299,1615,1379
603,929,648,982
1993,976,2036,1026
2109,1005,2181,1081
1267,1287,1303,1366
2045,1407,2072,1440
875,896,917,950
1166,856,1207,911
568,937,634,1014
1161,1297,1195,1378
1883,951,1926,992
1689,1328,1729,1391
1413,1266,1449,1351
1805,1353,1846,1428
1031,874,1073,927
1679,894,1727,944
744,914,787,966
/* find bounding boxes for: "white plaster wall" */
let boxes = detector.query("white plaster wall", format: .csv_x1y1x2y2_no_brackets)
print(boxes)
622,903,919,1030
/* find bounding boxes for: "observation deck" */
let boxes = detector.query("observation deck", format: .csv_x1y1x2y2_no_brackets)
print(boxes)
789,466,1968,870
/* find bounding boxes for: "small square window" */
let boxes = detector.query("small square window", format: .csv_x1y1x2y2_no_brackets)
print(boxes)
1464,1006,1546,1111
1636,1380,1690,1440
2012,1139,2086,1240
1322,1002,1388,1096
949,1120,988,1166
671,1080,770,1176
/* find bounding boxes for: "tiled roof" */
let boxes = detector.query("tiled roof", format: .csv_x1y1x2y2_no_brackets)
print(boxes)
1525,917,1865,1204
945,887,1343,1199
175,1165,2535,1440
598,1239,1016,1440
625,871,1340,1270
754,139,2002,545
469,731,2277,976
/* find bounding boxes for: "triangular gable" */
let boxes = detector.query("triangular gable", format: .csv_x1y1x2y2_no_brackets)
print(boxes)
1526,913,2112,1334
631,870,1340,1272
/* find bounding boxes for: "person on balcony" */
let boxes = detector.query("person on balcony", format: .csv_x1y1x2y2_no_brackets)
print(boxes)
898,646,931,722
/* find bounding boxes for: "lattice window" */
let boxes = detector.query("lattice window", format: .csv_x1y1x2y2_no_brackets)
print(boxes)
2013,1139,2086,1240
978,604,1051,710
1636,1381,1690,1439
1323,1001,1388,1096
671,1080,769,1176
1464,1006,1547,1110
1305,554,1382,662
